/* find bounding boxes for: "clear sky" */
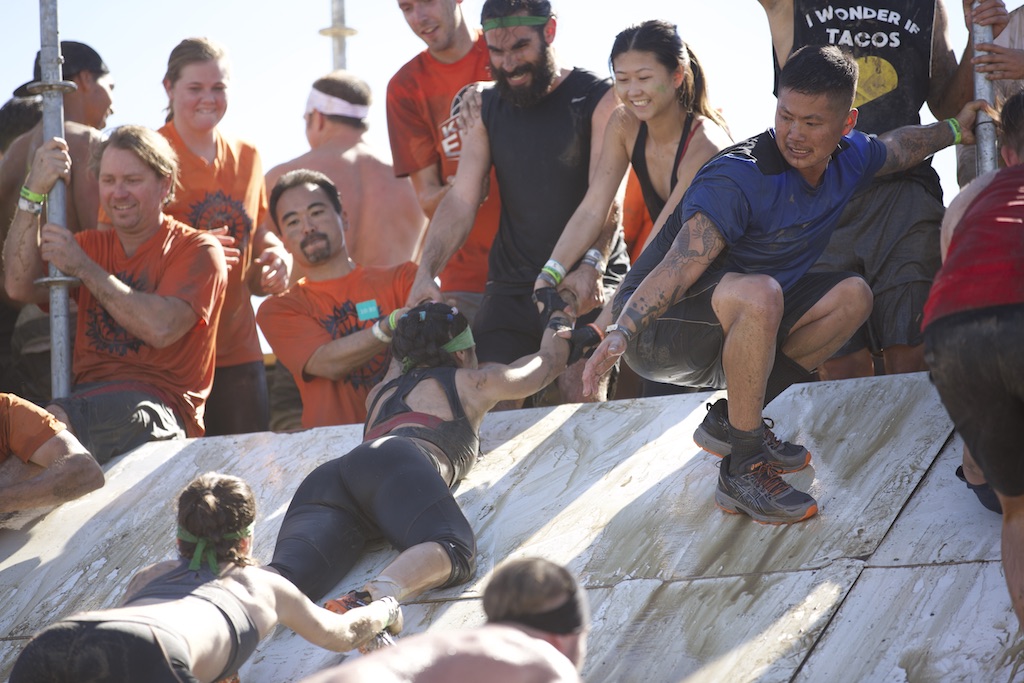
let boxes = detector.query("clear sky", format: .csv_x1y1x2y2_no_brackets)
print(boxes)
0,1,1011,203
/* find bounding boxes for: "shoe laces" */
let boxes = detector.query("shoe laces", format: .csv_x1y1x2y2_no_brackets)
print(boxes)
749,461,790,496
762,417,782,449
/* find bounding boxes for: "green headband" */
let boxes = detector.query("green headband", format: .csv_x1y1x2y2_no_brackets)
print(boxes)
400,326,475,374
442,325,475,353
177,523,254,573
482,15,551,32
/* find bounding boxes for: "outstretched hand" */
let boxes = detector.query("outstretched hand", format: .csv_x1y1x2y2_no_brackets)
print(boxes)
559,323,604,366
406,274,443,308
582,331,628,397
533,286,573,327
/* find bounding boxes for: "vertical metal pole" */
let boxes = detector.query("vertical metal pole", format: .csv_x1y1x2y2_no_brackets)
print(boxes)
973,3,999,176
331,0,347,69
320,0,356,71
35,0,74,399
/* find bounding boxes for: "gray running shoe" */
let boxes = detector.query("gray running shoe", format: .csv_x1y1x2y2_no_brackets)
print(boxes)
693,398,811,473
715,456,819,524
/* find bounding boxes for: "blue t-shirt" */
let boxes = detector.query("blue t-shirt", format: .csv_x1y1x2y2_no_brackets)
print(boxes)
619,128,887,302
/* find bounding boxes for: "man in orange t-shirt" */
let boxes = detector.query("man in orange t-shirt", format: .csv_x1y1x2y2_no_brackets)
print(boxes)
257,170,414,429
387,0,500,323
5,127,227,463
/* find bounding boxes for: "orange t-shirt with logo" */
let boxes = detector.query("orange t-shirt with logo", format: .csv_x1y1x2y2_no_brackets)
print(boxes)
387,33,499,294
159,122,267,367
72,217,227,436
0,393,65,464
256,262,416,429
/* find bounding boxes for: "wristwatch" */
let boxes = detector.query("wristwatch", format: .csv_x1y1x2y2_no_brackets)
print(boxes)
605,323,635,343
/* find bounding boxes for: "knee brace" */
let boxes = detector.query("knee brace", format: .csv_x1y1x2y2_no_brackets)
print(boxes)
436,534,477,588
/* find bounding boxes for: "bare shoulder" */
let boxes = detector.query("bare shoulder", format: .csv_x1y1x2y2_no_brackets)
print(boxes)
606,105,640,143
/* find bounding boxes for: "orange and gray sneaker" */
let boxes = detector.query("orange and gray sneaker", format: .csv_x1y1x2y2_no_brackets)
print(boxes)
325,590,402,653
715,454,818,525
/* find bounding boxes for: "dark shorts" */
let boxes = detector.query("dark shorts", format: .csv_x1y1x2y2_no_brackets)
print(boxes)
473,291,609,365
9,617,197,683
625,270,859,388
925,305,1024,497
812,178,942,354
204,361,270,436
269,436,476,601
51,381,186,464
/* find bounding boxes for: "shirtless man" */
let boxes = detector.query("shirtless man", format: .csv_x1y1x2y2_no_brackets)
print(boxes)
264,71,426,269
299,557,588,683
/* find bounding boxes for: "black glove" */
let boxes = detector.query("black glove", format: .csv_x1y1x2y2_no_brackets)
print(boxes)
532,286,571,329
565,323,603,366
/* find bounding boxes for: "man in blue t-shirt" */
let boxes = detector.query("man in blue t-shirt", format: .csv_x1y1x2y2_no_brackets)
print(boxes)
583,46,989,525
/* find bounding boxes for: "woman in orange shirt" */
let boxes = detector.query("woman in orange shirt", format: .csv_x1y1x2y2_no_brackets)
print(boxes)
159,38,290,435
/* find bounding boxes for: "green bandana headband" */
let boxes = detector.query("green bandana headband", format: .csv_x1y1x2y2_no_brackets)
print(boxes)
482,15,550,32
441,326,475,353
177,523,254,573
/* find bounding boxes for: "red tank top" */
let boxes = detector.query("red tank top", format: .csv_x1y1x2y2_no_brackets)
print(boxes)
922,165,1024,329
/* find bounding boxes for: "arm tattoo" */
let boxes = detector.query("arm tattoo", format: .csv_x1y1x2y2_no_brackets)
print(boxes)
621,212,725,332
878,122,953,175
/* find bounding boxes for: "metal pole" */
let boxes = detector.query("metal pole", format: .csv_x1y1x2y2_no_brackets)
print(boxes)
973,3,998,176
320,0,356,70
30,0,77,400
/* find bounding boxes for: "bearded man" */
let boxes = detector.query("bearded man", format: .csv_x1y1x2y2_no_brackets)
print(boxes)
406,0,628,406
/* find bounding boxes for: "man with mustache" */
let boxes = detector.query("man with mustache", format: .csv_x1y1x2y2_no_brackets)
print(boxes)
257,169,415,429
406,0,628,406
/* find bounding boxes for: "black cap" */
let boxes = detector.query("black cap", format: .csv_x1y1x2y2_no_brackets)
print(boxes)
13,41,109,97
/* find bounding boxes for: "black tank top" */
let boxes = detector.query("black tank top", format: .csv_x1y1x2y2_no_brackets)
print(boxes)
125,560,260,680
364,366,479,483
778,1,941,196
630,113,694,222
481,68,629,294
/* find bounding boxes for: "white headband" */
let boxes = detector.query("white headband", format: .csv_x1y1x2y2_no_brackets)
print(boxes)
305,88,370,120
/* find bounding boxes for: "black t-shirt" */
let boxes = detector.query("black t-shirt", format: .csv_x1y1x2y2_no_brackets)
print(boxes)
481,68,628,294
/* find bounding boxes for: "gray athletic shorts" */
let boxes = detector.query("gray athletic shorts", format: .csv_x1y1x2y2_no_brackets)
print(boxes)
812,177,942,355
51,381,186,463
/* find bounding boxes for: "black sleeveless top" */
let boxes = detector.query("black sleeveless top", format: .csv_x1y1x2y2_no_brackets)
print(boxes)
777,0,940,196
481,68,629,294
630,113,694,222
363,366,479,483
125,560,260,680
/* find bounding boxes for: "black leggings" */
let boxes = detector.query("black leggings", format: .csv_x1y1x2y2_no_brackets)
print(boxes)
9,618,196,683
269,437,477,602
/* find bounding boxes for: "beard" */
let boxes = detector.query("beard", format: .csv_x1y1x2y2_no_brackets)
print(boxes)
493,47,558,108
300,231,332,265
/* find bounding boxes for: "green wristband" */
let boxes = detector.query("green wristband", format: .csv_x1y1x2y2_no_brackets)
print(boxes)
946,118,962,146
20,186,45,203
388,309,399,333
